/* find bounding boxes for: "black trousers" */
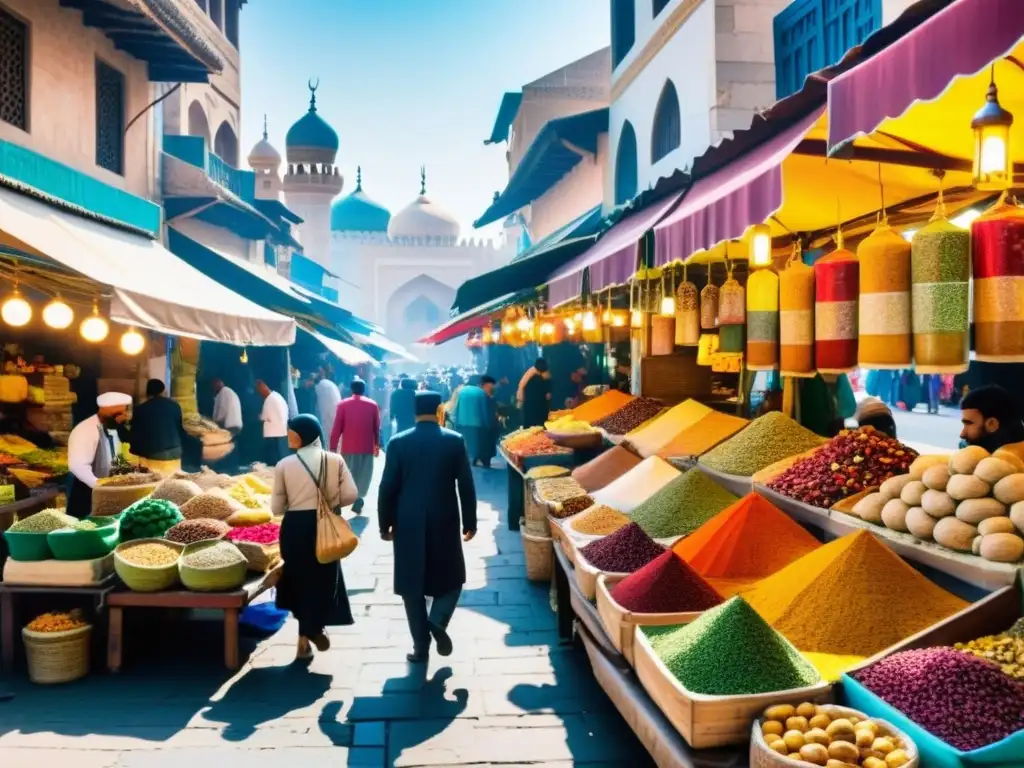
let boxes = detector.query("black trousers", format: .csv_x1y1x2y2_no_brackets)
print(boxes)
402,588,461,654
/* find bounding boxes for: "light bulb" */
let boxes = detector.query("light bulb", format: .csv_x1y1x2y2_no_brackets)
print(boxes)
564,318,577,335
80,313,110,343
481,327,493,344
240,348,249,364
42,297,74,329
539,321,555,338
630,309,644,328
119,327,145,355
502,322,514,337
582,310,598,332
516,316,532,332
660,296,676,316
2,291,31,327
612,312,627,328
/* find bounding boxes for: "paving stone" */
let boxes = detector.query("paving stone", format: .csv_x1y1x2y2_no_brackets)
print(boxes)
353,720,387,747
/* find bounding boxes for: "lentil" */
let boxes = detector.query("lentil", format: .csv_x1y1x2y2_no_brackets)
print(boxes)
524,465,570,480
912,283,970,333
718,278,745,325
955,632,1024,681
859,224,912,370
593,397,665,435
611,551,722,613
779,259,815,377
181,540,246,569
630,469,738,538
578,522,665,573
570,504,630,536
571,446,642,493
853,647,1024,751
10,509,77,533
643,596,820,695
700,411,824,476
165,518,230,545
675,281,699,346
119,541,180,567
534,477,587,504
911,215,971,373
551,494,593,519
815,248,859,373
740,530,967,657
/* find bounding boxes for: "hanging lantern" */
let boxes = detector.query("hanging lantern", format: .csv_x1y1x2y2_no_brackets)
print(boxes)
80,303,110,343
750,223,773,268
1,285,31,327
42,296,74,329
239,348,249,364
972,67,1014,192
581,309,598,332
779,248,815,377
972,197,1024,362
746,267,779,370
481,326,493,345
120,327,145,355
858,219,912,369
911,187,971,373
659,270,676,316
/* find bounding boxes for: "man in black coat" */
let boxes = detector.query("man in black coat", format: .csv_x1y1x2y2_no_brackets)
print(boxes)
128,379,191,471
378,391,477,663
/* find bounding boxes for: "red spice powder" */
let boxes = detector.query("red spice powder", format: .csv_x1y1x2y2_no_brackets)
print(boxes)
610,551,723,613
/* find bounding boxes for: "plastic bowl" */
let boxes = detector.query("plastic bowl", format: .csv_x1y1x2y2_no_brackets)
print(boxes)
3,530,52,561
48,516,120,561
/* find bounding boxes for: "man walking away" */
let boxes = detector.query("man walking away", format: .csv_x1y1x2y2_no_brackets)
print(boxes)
452,375,498,467
256,379,289,466
378,391,477,663
390,376,418,436
211,378,243,437
315,369,342,444
330,378,380,514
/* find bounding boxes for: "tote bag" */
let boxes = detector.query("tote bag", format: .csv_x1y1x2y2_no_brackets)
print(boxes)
298,453,359,563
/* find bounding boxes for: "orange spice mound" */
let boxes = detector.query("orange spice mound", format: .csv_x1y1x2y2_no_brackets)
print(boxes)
571,390,635,424
658,410,749,458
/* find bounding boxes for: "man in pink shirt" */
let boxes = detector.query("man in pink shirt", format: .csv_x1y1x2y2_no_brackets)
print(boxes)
330,378,381,514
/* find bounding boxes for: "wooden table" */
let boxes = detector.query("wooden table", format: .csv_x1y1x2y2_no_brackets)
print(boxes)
106,565,281,673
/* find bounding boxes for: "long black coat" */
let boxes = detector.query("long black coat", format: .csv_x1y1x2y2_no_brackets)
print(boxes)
377,422,477,598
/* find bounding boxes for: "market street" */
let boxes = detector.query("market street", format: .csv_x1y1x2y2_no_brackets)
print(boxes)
0,460,652,767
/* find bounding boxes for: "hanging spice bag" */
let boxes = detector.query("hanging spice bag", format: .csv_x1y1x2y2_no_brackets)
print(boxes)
650,316,675,355
858,222,912,369
972,198,1024,363
675,275,700,346
700,282,719,329
911,204,971,373
717,275,745,354
779,256,815,376
815,241,859,374
746,268,779,370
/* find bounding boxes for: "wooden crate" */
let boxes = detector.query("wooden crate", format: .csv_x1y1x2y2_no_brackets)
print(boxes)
632,626,832,749
574,546,627,601
595,574,703,666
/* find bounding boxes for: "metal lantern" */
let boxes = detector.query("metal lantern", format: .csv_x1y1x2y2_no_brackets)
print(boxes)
972,68,1014,192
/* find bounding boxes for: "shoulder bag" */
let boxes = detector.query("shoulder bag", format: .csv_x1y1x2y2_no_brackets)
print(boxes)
297,453,359,563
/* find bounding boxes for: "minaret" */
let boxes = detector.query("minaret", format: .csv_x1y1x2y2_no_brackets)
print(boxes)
247,115,283,200
282,79,343,269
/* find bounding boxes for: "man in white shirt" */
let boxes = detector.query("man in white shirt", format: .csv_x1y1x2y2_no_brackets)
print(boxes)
256,378,290,465
211,378,243,436
315,369,342,441
66,392,132,519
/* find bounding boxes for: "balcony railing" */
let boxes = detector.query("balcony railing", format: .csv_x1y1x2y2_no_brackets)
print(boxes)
163,134,255,202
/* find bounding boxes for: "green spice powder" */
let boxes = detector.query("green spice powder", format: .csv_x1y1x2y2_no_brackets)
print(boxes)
630,469,738,538
700,411,824,476
643,597,820,696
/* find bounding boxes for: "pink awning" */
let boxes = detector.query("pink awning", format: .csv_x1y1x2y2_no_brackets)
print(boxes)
547,193,682,306
828,0,1024,149
653,109,822,265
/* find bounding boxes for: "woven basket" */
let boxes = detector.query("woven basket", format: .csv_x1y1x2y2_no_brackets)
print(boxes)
233,540,281,572
519,518,553,582
91,482,158,517
525,483,551,533
114,539,183,592
178,541,247,591
22,624,92,684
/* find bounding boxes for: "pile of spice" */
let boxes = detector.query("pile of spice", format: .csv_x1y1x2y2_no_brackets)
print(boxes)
610,551,723,613
592,456,680,514
524,465,570,480
164,518,230,545
853,647,1024,751
700,411,825,476
97,472,159,487
118,540,181,567
629,469,738,539
570,505,630,536
571,445,642,492
624,399,711,457
534,477,587,504
570,390,635,424
593,397,664,435
9,509,77,533
955,629,1024,681
643,597,820,695
226,522,281,545
152,478,203,506
503,431,570,463
25,610,88,633
656,411,749,459
578,523,665,573
551,494,593,519
181,540,246,568
740,530,966,656
768,426,917,508
673,493,820,586
501,427,543,452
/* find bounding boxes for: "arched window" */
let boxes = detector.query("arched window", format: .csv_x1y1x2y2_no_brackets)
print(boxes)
653,0,670,17
614,121,638,206
611,0,635,69
213,121,238,165
187,101,210,147
651,79,681,163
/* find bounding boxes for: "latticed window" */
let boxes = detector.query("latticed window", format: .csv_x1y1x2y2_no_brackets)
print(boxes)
95,60,124,175
0,6,28,130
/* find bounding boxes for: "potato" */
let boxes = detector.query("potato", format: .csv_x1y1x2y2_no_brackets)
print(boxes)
979,516,1017,535
994,474,1024,505
946,474,991,501
921,463,951,491
921,489,957,518
828,741,861,763
853,492,886,523
809,713,832,730
855,729,877,748
863,758,888,768
1011,501,1024,534
955,497,1006,524
899,480,927,506
796,702,817,719
950,445,990,475
762,720,785,737
993,448,1024,472
975,456,1018,485
885,749,911,768
979,532,1024,563
764,704,796,721
909,454,949,480
768,739,788,756
799,743,830,765
856,721,879,737
933,516,978,552
805,727,831,745
880,473,916,499
826,760,859,768
786,716,809,732
783,730,806,752
973,535,984,556
906,506,937,540
881,499,910,532
871,736,896,755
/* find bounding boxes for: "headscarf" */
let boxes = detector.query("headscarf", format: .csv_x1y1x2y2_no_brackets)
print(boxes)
288,414,323,448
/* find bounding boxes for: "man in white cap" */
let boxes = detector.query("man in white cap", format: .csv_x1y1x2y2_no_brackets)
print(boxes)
66,392,132,519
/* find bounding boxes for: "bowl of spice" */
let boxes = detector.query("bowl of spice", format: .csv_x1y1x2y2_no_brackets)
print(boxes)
114,538,184,592
574,522,666,600
5,508,80,561
178,540,247,592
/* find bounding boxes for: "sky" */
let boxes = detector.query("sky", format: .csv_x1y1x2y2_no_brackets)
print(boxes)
240,0,610,239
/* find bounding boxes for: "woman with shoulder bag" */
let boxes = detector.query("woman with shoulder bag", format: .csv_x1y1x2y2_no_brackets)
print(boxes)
271,414,358,661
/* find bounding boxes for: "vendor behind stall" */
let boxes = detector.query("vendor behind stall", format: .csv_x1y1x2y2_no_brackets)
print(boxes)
128,379,191,475
66,392,131,519
960,385,1024,462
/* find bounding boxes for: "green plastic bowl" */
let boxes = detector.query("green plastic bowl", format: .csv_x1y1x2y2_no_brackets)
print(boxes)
47,516,120,561
3,530,52,561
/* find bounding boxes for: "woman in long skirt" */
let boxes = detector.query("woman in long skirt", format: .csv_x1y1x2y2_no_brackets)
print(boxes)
271,415,357,661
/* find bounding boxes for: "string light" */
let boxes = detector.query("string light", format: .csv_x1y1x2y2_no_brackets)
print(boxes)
119,327,145,356
42,296,74,329
80,301,110,343
239,348,249,364
1,285,31,327
750,223,772,267
582,309,598,332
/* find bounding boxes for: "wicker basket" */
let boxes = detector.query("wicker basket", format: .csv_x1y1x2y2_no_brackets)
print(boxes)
178,541,247,592
524,482,550,533
91,482,158,517
749,705,919,768
519,518,553,582
233,540,281,572
22,624,92,684
114,539,184,592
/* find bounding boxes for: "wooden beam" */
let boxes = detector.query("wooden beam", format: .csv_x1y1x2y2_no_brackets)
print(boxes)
559,138,594,160
792,139,973,173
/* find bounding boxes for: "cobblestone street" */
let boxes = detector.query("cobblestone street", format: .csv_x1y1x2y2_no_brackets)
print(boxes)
0,462,652,767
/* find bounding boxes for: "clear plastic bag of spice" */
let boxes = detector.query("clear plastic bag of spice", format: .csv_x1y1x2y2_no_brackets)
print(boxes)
700,284,719,329
718,277,745,325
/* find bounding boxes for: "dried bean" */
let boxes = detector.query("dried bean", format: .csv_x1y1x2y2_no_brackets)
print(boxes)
533,477,586,504
578,522,664,572
593,397,664,435
165,518,229,545
570,505,630,535
551,494,593,519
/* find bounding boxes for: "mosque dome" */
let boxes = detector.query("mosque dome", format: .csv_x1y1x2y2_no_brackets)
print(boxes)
331,167,392,233
387,168,461,241
247,116,281,167
285,80,339,164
